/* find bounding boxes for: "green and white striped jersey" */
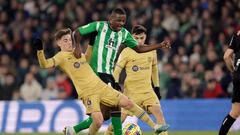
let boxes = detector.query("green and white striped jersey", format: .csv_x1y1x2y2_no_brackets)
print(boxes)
78,21,138,74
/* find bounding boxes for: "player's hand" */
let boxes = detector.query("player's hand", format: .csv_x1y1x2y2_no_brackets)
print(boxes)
154,87,161,100
74,46,82,58
159,40,171,49
33,38,43,50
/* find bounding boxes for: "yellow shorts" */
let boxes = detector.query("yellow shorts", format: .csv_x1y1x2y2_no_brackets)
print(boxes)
82,84,122,114
122,90,160,115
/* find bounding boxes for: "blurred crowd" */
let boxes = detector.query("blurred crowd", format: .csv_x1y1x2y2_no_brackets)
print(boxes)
0,0,240,101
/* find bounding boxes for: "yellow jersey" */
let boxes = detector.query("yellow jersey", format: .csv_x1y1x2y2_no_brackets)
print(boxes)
37,50,106,98
114,47,159,95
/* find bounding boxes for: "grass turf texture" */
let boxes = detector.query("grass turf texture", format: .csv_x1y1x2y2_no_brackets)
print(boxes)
1,131,240,135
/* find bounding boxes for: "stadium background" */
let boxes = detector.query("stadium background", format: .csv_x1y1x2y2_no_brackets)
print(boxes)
0,0,240,134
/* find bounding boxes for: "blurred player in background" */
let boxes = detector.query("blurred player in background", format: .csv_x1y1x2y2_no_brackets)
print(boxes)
34,28,172,135
219,31,240,135
71,8,171,135
104,25,169,135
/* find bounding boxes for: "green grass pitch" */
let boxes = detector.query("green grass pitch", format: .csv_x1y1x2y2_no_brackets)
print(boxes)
0,131,240,135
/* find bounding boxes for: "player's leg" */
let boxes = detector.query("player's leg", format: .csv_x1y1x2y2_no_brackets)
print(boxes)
219,102,240,135
98,73,122,135
148,105,165,124
69,73,117,133
104,112,128,135
219,72,240,135
70,117,93,134
148,105,169,135
89,111,104,135
64,95,101,135
102,86,164,134
118,94,167,134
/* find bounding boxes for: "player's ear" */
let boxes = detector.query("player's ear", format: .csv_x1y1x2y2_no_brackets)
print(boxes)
56,40,61,47
108,15,112,22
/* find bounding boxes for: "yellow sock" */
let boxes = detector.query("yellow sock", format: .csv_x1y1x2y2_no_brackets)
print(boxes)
128,103,155,128
89,123,99,135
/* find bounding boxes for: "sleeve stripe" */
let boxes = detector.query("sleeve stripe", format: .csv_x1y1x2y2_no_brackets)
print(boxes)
229,35,234,46
124,29,128,42
96,22,99,31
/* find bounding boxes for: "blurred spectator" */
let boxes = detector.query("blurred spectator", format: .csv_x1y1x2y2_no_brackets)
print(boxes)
55,73,72,98
20,72,42,101
41,77,59,100
0,73,17,100
203,70,226,98
203,78,226,98
166,70,181,99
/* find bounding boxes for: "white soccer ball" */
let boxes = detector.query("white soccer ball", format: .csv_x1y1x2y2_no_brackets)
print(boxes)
122,123,142,135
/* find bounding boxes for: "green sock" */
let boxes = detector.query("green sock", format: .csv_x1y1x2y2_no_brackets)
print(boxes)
73,117,93,133
111,112,122,135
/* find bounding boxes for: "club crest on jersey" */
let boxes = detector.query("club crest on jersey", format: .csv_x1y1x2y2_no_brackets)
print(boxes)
73,62,80,68
87,98,92,105
106,38,116,49
132,65,139,72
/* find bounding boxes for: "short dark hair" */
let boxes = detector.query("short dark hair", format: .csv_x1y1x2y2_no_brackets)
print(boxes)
54,28,72,41
111,8,126,15
131,25,147,35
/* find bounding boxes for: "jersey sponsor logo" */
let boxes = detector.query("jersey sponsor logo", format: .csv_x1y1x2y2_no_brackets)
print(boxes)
73,62,80,68
237,59,240,66
236,59,240,71
132,65,150,72
132,65,139,72
106,38,116,49
139,67,150,70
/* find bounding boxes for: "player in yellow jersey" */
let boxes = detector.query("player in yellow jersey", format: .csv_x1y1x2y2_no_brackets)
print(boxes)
104,25,169,135
33,28,170,135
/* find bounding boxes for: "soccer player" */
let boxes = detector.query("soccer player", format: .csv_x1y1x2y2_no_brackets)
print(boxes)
71,8,171,135
219,31,240,135
34,28,171,135
104,25,169,135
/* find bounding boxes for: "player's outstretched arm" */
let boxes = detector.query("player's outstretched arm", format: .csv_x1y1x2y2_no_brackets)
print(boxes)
133,40,171,53
33,38,55,68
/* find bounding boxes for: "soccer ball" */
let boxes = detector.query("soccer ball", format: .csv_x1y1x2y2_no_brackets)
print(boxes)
123,123,142,135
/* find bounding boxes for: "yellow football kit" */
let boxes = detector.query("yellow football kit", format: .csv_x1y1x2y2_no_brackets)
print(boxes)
114,47,160,114
37,50,122,114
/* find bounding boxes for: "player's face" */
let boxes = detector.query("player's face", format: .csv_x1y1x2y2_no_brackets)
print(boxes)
57,34,73,52
133,33,146,45
109,13,126,31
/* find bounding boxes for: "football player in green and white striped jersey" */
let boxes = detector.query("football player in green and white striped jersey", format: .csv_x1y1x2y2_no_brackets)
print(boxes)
65,8,171,135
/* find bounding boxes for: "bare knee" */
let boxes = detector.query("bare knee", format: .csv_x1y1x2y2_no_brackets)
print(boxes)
124,100,134,110
119,95,134,109
230,109,240,118
92,112,104,128
96,120,103,128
